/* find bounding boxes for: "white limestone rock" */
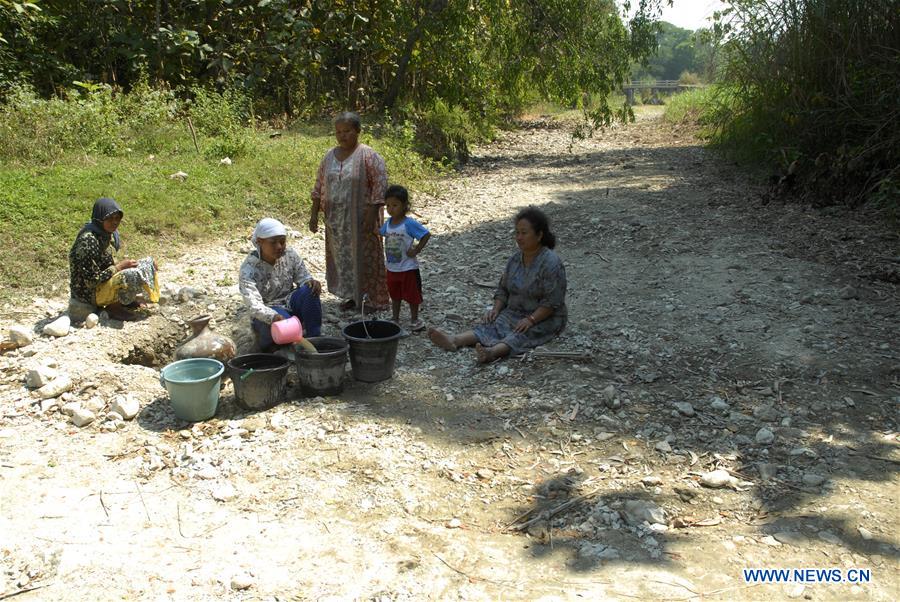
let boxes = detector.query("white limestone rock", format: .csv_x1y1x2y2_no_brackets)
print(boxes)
8,325,33,347
25,366,58,389
110,394,140,420
700,469,739,489
38,375,73,399
70,407,96,427
43,316,71,337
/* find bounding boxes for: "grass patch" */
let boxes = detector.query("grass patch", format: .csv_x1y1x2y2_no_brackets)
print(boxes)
663,87,718,129
0,127,442,295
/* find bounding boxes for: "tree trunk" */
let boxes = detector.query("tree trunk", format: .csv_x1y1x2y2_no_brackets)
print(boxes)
380,0,447,111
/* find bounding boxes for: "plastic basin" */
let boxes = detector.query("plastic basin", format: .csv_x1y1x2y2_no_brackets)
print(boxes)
160,358,224,422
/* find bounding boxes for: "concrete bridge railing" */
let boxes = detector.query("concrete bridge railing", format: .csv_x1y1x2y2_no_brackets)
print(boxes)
622,80,705,105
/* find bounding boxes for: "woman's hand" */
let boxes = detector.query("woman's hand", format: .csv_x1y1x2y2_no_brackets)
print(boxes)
306,279,322,296
115,259,138,272
482,307,499,323
406,248,418,258
362,206,381,235
272,314,284,322
513,317,532,333
308,215,319,233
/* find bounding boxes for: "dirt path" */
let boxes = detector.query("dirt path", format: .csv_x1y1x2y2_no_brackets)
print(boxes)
1,109,898,601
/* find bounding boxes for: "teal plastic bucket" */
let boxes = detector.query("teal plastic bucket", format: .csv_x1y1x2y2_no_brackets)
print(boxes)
160,358,224,422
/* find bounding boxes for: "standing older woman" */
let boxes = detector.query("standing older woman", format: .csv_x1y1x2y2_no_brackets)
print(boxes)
239,218,323,351
69,197,159,322
309,111,389,312
429,207,567,363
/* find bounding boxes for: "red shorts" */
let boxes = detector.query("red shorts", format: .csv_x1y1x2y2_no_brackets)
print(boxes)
386,269,422,305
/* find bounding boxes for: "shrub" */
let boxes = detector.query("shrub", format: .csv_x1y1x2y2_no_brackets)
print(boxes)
185,87,256,158
0,81,186,161
708,0,899,207
412,99,494,165
664,86,718,129
678,71,701,86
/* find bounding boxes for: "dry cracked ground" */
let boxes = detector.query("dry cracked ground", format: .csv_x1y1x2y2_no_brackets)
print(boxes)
1,108,898,601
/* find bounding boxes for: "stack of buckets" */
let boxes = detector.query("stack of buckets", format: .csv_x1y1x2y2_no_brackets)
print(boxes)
159,316,406,421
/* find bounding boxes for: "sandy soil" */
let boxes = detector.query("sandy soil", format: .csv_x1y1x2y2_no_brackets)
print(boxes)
1,108,898,601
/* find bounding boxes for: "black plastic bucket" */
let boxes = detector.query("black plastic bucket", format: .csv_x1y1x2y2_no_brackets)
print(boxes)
294,337,348,396
342,320,406,383
226,353,289,410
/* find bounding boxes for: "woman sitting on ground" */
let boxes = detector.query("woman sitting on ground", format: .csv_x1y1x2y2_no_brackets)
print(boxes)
239,218,323,351
428,206,567,363
68,197,160,322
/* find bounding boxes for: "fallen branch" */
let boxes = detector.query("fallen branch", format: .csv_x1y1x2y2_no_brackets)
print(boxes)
508,486,603,532
432,553,509,586
865,454,900,465
531,350,593,359
99,489,109,519
176,503,186,538
0,583,50,600
134,480,151,523
103,449,139,460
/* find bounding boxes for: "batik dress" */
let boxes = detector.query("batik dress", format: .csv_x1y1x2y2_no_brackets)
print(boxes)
473,247,568,355
68,230,158,309
311,143,389,307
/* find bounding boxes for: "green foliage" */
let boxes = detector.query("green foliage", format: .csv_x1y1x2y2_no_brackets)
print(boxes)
410,100,492,165
632,21,699,81
0,0,668,134
663,86,718,129
705,0,899,207
678,71,700,86
0,83,126,161
186,86,255,158
0,82,268,162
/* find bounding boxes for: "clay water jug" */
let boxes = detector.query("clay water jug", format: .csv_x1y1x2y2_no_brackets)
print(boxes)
175,315,236,363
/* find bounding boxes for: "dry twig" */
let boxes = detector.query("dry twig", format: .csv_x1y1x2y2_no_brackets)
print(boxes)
0,583,50,600
432,553,510,586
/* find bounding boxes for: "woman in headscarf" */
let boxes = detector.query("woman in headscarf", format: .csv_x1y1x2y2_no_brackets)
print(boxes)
68,197,160,322
309,111,389,313
239,218,323,351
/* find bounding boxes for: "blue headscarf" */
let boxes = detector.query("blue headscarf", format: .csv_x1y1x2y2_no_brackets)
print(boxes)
80,197,123,251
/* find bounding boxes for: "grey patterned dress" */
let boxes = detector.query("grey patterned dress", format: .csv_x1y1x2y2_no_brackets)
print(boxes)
473,247,567,355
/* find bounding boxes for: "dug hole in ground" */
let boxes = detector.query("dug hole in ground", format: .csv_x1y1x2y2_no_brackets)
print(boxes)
1,107,898,600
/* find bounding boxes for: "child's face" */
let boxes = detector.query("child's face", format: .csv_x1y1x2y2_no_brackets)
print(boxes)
385,196,406,219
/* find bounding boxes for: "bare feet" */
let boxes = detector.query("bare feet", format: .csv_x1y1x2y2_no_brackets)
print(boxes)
428,327,457,351
475,343,496,364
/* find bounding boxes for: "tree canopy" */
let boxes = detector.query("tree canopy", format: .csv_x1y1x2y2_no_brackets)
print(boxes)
0,0,668,125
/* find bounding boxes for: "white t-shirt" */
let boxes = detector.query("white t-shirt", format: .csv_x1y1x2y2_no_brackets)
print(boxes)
379,217,430,273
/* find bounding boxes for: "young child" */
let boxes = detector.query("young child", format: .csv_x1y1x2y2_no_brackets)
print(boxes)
379,184,431,331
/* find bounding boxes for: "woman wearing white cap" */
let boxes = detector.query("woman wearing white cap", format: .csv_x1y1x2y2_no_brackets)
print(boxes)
239,218,323,350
